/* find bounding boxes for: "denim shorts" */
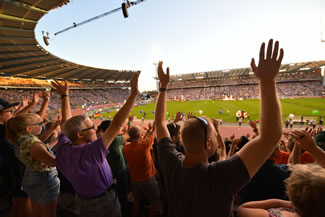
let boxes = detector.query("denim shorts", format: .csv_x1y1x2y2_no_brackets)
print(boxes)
22,167,60,205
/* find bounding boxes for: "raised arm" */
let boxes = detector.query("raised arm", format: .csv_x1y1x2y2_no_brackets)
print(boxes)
236,39,283,178
30,142,56,167
51,80,71,124
248,120,259,136
37,91,50,121
287,142,301,164
290,130,325,168
14,96,29,114
212,118,226,160
237,199,293,217
155,61,171,142
101,73,139,149
38,120,60,142
16,91,41,115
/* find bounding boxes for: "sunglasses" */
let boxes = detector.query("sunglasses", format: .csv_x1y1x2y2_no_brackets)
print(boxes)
29,121,43,126
80,125,95,132
194,116,208,143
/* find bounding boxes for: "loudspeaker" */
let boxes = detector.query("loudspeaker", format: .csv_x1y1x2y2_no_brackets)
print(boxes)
43,36,49,46
122,3,129,18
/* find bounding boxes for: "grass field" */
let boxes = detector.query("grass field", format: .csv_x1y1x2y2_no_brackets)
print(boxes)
98,98,325,123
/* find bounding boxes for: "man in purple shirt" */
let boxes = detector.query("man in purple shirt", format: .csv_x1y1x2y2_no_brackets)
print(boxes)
53,73,139,217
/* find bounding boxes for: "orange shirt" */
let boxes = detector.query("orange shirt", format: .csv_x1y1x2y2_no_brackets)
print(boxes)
274,150,290,165
301,151,315,164
123,135,156,182
274,150,315,165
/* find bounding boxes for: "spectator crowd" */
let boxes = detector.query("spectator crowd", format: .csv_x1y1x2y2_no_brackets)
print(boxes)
0,39,325,217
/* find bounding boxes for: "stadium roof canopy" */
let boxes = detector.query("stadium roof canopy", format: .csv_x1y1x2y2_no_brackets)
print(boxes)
170,60,325,82
0,0,138,82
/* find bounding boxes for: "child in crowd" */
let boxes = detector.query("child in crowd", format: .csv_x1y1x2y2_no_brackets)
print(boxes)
6,113,59,217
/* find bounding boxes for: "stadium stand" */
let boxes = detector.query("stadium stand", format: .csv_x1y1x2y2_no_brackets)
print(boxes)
167,61,325,100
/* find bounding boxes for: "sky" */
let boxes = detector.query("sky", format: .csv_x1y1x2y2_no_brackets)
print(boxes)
35,0,325,91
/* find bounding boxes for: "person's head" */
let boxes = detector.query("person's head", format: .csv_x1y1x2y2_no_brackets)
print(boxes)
96,120,112,137
236,136,249,152
167,123,181,146
63,115,97,144
315,131,325,151
128,126,141,141
6,113,42,144
0,98,19,124
286,164,325,217
181,116,217,158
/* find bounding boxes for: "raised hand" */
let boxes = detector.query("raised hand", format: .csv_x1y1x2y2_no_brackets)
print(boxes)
32,91,41,104
130,72,139,95
174,111,183,123
157,61,170,88
52,119,61,130
186,112,195,120
289,130,317,152
212,118,219,131
51,80,69,96
21,96,29,107
248,119,257,129
42,91,50,100
251,39,284,81
128,114,135,122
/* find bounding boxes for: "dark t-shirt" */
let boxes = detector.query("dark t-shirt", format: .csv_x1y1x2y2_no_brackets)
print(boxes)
0,124,26,195
107,135,126,175
239,160,290,204
157,137,250,217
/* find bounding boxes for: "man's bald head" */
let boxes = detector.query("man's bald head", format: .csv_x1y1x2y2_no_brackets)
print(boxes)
128,126,141,140
181,117,217,156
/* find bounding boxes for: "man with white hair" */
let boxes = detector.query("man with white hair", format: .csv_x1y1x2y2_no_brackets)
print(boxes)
54,73,139,217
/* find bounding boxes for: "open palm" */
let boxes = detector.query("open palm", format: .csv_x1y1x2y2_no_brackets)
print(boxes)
251,39,284,81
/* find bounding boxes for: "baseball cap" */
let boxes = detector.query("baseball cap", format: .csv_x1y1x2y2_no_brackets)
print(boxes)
0,98,19,111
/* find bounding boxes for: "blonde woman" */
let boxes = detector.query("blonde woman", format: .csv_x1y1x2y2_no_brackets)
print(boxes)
6,113,59,217
237,164,325,217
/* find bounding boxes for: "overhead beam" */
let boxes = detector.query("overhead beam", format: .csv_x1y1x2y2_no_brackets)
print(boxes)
0,44,37,48
26,65,64,78
61,68,94,79
0,14,37,23
102,71,118,80
86,69,109,79
33,68,74,79
0,26,34,33
0,50,42,56
71,68,99,79
0,59,58,71
45,67,83,79
12,64,61,77
0,55,50,64
2,0,48,13
0,35,35,41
